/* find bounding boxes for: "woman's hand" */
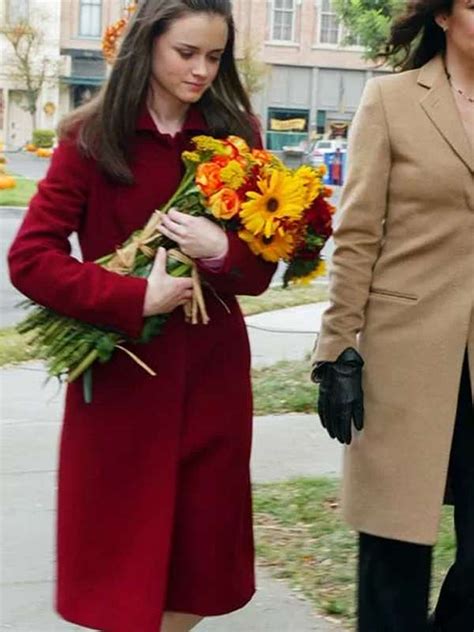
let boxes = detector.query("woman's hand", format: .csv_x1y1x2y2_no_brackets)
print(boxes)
159,209,228,260
312,348,364,445
143,247,194,317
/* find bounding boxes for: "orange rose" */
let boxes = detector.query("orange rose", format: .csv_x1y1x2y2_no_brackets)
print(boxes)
226,136,250,156
251,149,272,166
196,162,223,197
211,154,230,168
209,188,241,220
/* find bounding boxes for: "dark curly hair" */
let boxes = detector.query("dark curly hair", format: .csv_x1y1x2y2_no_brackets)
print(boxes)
382,0,453,69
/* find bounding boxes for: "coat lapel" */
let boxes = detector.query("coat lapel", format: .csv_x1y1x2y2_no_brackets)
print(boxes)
418,56,474,174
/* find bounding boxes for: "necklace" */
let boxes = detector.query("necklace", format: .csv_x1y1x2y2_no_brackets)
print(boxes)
445,69,474,104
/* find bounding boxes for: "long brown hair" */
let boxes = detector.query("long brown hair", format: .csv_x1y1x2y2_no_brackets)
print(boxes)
59,0,255,184
382,0,453,70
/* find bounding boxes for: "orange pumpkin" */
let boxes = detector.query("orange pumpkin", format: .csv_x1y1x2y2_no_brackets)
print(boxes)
36,147,53,158
0,175,16,189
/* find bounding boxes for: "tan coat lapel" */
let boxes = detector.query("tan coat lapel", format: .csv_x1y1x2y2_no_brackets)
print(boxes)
418,55,474,173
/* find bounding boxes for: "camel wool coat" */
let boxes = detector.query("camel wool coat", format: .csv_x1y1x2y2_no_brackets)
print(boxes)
313,54,474,545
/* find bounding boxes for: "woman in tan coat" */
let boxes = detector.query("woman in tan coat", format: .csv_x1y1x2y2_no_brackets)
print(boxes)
312,0,474,630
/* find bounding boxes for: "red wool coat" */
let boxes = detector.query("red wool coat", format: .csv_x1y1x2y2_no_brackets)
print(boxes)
8,106,276,632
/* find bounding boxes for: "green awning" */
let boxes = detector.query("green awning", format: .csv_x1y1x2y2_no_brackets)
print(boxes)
60,75,104,86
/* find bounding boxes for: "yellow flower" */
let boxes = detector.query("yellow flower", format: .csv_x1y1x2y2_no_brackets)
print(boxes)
240,170,306,238
294,165,323,207
251,149,285,171
182,150,201,163
290,260,327,285
192,135,228,154
219,160,246,190
239,227,294,262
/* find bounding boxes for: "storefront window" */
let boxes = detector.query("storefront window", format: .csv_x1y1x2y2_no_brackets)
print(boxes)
266,107,309,151
316,110,326,135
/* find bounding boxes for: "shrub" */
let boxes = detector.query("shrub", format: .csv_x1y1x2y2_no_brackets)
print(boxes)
32,129,55,149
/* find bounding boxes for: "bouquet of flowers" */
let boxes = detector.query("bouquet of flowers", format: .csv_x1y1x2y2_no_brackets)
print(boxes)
17,135,334,400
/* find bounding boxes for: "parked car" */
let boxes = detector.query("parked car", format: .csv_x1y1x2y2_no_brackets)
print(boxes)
303,138,348,167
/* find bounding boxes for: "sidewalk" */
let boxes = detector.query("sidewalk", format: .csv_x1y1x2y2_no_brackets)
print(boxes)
1,304,344,632
246,302,328,368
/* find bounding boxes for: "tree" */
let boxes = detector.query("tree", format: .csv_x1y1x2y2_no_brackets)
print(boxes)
333,0,402,62
1,20,58,131
237,41,270,97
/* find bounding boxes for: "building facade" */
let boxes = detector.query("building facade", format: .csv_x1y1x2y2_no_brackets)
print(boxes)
1,0,389,150
0,0,62,148
0,0,125,148
59,0,125,114
233,0,388,150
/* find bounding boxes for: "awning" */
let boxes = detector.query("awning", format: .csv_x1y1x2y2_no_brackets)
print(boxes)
60,75,104,86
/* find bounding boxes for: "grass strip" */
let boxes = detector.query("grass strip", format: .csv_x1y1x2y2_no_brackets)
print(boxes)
0,328,38,366
252,359,314,415
253,478,455,627
239,284,327,316
0,176,38,207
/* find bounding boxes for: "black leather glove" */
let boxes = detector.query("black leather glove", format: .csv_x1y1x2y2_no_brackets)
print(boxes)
312,347,364,445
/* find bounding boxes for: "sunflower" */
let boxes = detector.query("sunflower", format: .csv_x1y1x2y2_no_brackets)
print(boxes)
294,165,323,208
239,227,295,262
284,259,327,286
240,170,306,238
294,260,326,284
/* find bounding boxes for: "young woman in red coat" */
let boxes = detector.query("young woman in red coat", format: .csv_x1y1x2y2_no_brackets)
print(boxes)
8,2,276,631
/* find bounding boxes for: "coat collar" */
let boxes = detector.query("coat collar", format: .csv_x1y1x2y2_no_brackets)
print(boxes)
135,103,207,136
418,54,473,173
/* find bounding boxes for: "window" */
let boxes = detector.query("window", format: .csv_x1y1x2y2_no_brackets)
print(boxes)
271,0,295,42
266,107,309,151
79,0,102,38
319,0,339,45
318,0,361,46
7,0,29,23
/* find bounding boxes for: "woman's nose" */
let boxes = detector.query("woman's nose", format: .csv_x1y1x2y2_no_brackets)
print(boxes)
191,57,208,79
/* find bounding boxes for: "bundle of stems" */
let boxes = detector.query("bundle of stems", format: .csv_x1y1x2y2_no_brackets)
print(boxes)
16,169,205,395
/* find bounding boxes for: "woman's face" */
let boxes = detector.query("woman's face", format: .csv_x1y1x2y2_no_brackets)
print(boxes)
150,12,229,106
437,0,474,62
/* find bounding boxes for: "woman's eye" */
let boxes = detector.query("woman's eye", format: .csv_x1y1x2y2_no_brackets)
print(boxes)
209,56,222,64
178,50,193,59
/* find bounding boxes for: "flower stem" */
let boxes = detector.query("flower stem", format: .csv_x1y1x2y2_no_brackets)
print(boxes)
68,349,99,383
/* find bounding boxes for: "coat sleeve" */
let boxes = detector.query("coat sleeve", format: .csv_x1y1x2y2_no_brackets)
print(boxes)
197,232,277,296
313,78,391,363
8,139,147,339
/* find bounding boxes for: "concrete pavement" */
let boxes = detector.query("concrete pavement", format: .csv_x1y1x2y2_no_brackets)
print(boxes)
246,302,328,368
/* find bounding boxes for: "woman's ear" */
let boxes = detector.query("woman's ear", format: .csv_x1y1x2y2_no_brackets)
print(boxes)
434,13,449,32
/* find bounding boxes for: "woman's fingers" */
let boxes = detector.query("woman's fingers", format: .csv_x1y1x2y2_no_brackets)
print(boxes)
167,208,190,223
160,217,187,241
149,246,167,279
